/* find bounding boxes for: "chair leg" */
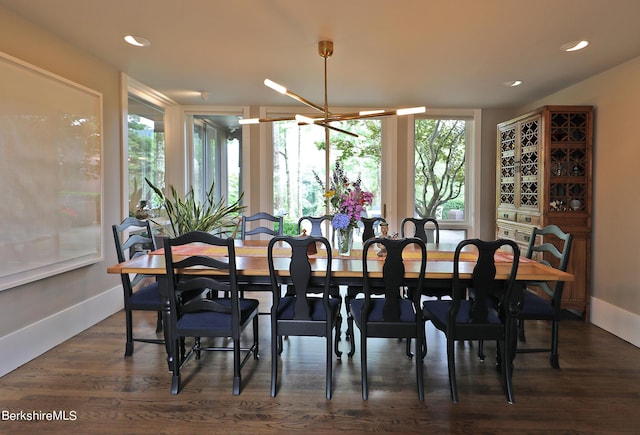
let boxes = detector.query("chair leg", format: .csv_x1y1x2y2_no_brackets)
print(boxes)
271,323,278,397
334,316,343,359
326,329,333,400
155,310,163,333
499,339,515,404
447,338,458,403
253,316,260,360
550,320,560,369
232,338,241,395
170,338,181,395
417,326,425,401
347,315,356,358
518,318,526,342
478,339,485,361
406,338,414,359
124,310,134,357
360,330,368,400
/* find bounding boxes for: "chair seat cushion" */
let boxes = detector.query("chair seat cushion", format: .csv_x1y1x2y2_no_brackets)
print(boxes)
129,281,162,307
350,298,416,324
276,296,340,321
177,298,259,331
423,300,502,325
519,290,555,317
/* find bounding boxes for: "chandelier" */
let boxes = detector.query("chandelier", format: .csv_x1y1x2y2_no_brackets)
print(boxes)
239,40,426,136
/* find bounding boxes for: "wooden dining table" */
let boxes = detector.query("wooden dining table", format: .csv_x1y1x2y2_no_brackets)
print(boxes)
107,238,573,368
107,238,574,285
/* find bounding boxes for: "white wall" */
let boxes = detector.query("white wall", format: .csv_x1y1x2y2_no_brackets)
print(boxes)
520,56,640,347
0,6,124,376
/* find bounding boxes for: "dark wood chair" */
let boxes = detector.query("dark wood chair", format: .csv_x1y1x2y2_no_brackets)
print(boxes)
423,238,520,403
240,212,284,314
268,235,342,399
112,217,163,356
400,217,440,243
297,215,333,237
517,224,573,368
360,216,386,242
163,231,259,395
349,237,427,400
345,217,387,356
241,212,283,239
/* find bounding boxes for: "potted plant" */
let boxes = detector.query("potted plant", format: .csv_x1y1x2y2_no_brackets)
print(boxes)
145,178,246,238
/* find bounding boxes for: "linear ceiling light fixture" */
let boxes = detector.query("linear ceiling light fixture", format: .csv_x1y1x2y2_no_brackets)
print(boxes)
239,40,426,137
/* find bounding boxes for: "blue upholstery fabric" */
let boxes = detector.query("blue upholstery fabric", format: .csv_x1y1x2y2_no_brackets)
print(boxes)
276,296,340,321
177,299,259,331
350,298,416,324
423,300,503,326
520,290,555,317
129,281,162,306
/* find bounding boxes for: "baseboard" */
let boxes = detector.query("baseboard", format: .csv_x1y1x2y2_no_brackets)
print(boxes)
590,296,640,348
0,286,122,377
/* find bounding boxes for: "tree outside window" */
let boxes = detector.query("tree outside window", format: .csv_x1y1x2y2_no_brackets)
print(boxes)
414,118,466,221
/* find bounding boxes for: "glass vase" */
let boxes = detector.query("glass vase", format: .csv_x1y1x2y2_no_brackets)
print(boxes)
336,226,354,256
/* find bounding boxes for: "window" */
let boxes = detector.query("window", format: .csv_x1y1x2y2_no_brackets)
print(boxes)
127,95,165,216
413,114,475,242
272,118,382,235
190,115,242,206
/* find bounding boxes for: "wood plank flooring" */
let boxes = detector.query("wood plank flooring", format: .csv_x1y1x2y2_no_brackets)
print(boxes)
2,293,640,434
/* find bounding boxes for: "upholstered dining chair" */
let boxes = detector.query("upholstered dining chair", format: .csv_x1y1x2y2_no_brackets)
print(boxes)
268,235,342,399
423,238,520,403
163,231,260,395
344,216,387,353
112,217,163,357
349,237,427,400
516,224,573,368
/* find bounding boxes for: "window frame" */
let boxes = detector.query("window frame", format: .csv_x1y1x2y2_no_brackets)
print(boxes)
407,108,482,240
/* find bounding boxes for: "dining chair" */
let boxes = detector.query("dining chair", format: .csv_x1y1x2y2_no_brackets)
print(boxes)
360,216,386,242
240,211,284,314
423,238,520,403
349,237,427,400
400,217,440,243
112,217,163,357
268,235,342,399
241,212,283,239
516,224,573,368
297,215,333,238
163,231,260,395
345,217,387,354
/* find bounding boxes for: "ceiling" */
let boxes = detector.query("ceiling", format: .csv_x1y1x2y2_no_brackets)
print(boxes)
2,0,640,110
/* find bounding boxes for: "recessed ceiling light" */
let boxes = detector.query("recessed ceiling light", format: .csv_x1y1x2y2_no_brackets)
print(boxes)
561,40,589,52
502,80,523,87
124,35,151,47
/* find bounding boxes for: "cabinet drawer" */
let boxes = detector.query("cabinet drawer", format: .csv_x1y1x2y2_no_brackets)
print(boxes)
516,213,541,226
515,228,535,245
497,210,516,221
496,223,517,239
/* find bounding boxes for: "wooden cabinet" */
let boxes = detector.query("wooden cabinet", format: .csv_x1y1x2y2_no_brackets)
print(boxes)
496,106,593,317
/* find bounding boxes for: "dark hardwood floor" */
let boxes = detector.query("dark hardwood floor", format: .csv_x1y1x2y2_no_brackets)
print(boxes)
2,292,640,434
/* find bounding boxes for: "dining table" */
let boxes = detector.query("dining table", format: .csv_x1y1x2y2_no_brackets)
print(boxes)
107,238,574,368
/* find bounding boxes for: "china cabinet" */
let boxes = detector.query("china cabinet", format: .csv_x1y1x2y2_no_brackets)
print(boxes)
496,106,593,317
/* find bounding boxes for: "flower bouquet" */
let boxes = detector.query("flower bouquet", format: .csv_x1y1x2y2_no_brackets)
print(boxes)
315,161,373,255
